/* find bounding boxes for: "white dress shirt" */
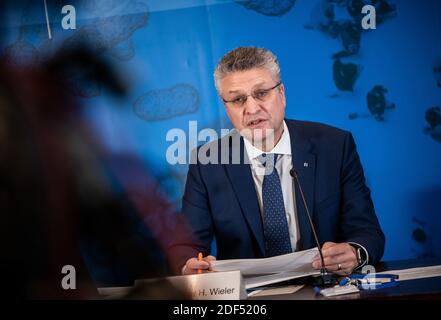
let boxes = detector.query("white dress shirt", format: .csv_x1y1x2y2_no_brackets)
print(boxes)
243,121,300,252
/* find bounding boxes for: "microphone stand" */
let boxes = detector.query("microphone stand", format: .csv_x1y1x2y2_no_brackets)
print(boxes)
290,169,338,287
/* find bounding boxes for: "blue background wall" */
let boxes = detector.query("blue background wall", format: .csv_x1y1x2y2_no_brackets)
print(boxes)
2,0,441,262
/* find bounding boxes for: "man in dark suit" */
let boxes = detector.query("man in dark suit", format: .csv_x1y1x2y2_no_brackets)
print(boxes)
168,47,384,276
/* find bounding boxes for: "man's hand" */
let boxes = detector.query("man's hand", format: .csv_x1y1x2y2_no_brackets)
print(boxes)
312,242,358,276
182,255,216,275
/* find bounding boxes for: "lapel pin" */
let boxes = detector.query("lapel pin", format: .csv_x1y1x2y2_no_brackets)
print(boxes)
304,162,309,167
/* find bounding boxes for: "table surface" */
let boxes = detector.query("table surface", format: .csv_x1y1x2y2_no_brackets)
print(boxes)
250,258,441,300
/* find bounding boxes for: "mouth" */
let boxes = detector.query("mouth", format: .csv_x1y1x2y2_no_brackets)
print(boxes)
246,119,267,127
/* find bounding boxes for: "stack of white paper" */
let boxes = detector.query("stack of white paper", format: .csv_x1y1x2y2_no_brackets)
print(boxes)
211,247,319,275
211,248,320,289
247,284,305,297
244,270,320,289
377,265,441,281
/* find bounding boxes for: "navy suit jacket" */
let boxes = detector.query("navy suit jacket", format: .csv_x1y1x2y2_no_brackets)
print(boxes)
168,120,385,273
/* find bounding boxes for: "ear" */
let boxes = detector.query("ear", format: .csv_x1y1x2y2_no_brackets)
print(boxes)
224,104,234,122
280,83,286,108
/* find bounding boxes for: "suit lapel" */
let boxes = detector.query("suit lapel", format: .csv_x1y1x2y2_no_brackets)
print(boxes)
287,121,317,250
224,133,265,256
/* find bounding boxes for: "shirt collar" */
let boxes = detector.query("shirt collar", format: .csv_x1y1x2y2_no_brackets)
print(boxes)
243,121,292,161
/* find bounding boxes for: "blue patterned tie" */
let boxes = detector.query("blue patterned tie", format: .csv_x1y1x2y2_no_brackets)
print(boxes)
259,153,292,257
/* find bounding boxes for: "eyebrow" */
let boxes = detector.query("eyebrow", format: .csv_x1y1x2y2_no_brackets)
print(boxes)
227,81,267,94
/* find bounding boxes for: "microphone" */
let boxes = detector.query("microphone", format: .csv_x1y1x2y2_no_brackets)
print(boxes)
289,168,338,287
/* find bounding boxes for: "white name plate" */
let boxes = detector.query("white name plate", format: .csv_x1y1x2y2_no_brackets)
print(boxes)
136,271,247,300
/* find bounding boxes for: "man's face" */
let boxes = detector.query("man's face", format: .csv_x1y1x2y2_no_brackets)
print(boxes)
219,68,286,148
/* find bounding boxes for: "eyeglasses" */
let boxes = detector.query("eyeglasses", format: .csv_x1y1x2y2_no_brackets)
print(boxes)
222,81,282,107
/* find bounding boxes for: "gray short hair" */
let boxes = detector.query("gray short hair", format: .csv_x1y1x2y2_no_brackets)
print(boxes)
214,47,281,94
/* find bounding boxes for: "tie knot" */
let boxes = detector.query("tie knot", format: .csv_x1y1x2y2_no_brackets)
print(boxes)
258,153,278,169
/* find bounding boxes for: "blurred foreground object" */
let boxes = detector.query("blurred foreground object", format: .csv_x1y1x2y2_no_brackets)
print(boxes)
0,42,191,299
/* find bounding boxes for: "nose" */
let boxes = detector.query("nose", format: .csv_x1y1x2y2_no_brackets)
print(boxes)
243,95,261,115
